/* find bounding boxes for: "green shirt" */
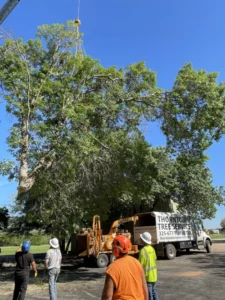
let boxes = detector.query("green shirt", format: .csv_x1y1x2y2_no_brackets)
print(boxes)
139,245,157,283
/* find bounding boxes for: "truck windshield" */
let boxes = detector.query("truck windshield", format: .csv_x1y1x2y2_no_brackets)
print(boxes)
194,222,203,231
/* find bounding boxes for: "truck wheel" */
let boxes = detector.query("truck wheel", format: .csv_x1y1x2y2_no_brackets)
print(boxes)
165,244,176,260
205,240,211,253
96,254,109,268
109,254,116,264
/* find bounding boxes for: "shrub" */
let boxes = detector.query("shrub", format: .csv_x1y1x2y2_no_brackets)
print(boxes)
0,232,51,246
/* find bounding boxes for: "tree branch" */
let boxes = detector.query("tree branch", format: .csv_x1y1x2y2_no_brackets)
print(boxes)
30,150,54,176
89,133,110,150
94,74,121,82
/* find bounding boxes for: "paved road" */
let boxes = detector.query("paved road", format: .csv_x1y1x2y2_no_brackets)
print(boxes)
0,244,225,299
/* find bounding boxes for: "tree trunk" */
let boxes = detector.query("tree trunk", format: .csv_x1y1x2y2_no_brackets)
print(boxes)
60,238,66,254
65,236,72,254
18,118,29,194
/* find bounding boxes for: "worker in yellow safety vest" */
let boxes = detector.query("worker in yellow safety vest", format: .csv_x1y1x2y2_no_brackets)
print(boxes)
139,232,159,300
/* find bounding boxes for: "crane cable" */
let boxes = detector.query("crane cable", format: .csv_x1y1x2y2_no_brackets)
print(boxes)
75,0,81,27
75,0,86,56
77,0,81,20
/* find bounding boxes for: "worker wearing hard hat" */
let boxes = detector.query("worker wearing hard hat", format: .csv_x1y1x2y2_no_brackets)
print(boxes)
44,238,62,300
12,241,38,300
139,232,159,300
101,235,148,300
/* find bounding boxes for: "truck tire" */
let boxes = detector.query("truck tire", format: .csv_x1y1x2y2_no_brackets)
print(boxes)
96,254,109,268
205,240,211,253
165,244,176,260
109,254,116,264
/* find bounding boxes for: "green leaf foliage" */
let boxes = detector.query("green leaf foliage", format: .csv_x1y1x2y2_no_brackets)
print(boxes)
161,63,225,155
0,24,224,237
0,207,9,229
220,218,225,230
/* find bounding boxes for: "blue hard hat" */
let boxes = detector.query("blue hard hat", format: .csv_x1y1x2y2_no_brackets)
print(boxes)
22,241,30,252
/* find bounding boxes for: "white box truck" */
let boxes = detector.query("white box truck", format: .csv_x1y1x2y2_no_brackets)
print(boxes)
133,212,212,259
70,212,212,266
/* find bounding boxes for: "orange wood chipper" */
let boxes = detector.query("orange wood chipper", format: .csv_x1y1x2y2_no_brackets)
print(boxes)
70,215,140,267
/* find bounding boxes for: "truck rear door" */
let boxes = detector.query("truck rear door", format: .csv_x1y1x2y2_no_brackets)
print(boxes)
133,213,158,245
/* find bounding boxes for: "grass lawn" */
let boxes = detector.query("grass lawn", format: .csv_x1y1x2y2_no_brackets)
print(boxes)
209,234,225,239
0,245,49,256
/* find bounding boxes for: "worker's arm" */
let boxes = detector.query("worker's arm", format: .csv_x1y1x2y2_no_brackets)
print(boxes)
138,249,146,267
31,261,38,277
141,268,149,300
154,248,157,261
44,251,50,270
101,274,115,300
16,245,22,253
59,250,62,267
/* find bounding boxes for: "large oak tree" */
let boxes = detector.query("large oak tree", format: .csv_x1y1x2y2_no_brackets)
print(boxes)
0,22,224,238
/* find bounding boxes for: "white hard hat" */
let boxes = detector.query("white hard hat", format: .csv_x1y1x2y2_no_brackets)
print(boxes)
49,238,59,249
140,232,152,245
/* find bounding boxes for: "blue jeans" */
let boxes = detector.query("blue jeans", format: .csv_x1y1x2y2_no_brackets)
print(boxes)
48,268,60,300
147,282,159,300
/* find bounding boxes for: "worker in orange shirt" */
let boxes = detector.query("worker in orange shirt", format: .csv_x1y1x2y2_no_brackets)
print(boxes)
101,235,148,300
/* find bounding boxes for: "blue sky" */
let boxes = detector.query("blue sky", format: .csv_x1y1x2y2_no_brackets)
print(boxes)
0,0,224,227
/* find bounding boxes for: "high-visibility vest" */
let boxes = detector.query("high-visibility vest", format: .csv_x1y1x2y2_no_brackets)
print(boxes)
139,245,157,283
